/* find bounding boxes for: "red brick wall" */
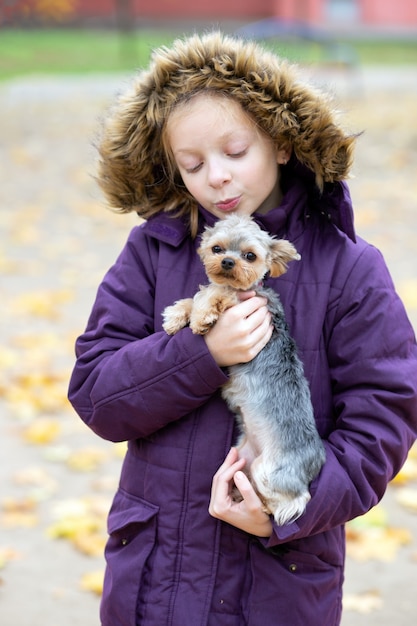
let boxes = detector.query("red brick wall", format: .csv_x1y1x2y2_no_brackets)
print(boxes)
5,0,417,26
361,0,417,25
77,0,272,20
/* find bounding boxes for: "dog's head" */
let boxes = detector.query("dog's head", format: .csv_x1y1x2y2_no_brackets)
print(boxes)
197,215,300,290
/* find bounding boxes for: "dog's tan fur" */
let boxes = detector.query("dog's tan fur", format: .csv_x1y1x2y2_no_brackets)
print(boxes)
162,216,299,336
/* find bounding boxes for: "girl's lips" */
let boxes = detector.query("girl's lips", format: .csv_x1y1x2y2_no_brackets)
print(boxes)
215,196,240,211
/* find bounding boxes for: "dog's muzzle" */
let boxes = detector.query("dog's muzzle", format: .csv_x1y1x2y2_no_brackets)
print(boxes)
221,257,235,270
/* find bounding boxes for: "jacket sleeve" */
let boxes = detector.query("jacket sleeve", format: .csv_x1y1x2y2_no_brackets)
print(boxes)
68,228,228,442
268,243,417,545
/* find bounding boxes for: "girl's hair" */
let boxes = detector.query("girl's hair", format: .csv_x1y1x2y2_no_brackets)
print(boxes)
97,31,355,236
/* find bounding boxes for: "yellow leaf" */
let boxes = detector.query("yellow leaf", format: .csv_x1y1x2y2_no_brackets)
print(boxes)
11,289,73,320
0,547,20,570
47,497,107,554
114,441,128,459
6,372,70,417
397,279,417,310
343,590,383,614
408,443,417,461
13,466,58,500
346,525,412,562
348,505,388,530
346,505,412,561
0,254,21,274
1,497,39,528
80,570,104,596
72,531,106,557
391,457,417,485
0,347,18,370
23,417,61,445
66,447,108,472
47,515,102,540
395,487,417,513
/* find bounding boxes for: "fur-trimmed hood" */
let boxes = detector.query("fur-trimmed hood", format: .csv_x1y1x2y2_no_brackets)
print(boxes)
97,31,355,224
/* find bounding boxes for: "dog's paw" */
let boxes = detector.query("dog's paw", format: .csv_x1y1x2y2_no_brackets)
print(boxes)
267,491,311,526
162,299,193,335
189,311,219,335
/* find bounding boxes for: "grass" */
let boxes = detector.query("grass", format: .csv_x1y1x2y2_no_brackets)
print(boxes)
1,28,417,81
0,29,176,80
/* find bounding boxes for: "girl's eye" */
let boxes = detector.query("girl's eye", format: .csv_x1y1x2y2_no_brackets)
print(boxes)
228,149,247,158
212,246,224,254
185,163,202,174
243,251,257,262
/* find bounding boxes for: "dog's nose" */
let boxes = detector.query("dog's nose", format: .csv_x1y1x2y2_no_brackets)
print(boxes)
221,257,235,271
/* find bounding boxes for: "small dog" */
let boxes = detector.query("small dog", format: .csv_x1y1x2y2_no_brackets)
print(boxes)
162,214,326,525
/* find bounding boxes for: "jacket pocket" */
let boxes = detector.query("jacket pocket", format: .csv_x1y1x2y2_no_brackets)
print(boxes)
100,488,159,626
248,540,343,626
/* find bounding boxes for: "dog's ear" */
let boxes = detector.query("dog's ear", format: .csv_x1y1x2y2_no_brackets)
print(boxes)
269,240,300,277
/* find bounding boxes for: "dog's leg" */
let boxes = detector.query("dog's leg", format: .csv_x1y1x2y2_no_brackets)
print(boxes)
162,298,194,335
250,454,312,525
189,287,238,335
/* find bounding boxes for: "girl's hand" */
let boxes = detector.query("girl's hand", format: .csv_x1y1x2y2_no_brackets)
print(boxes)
209,447,273,537
204,292,273,367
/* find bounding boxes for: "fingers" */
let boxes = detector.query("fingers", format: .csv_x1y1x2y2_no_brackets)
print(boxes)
233,471,263,511
209,448,273,537
236,290,257,302
209,448,246,517
236,295,268,317
204,296,272,366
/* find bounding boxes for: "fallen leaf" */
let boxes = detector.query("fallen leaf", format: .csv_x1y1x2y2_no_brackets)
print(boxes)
113,441,128,459
346,525,412,561
66,447,108,472
0,347,18,371
395,487,417,513
42,444,71,463
397,279,417,311
13,466,58,500
348,505,388,530
391,457,417,485
22,417,61,445
5,372,70,418
11,289,73,320
47,515,102,541
0,547,21,570
72,531,106,557
346,506,412,561
343,590,383,614
80,570,104,595
47,497,108,557
0,497,39,528
407,443,417,461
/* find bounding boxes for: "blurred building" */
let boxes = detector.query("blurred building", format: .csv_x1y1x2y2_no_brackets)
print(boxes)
3,0,417,28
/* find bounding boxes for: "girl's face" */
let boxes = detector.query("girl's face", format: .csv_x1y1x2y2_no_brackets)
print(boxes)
165,94,289,220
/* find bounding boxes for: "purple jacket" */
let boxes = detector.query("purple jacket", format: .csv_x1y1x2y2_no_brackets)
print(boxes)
68,177,417,626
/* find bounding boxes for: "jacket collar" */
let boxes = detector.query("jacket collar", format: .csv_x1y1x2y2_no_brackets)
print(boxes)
283,158,356,242
141,211,190,246
142,169,356,247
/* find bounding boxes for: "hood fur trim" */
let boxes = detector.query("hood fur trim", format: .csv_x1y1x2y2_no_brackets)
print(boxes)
97,31,355,219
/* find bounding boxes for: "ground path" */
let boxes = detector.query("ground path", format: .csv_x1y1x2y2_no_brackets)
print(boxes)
1,66,417,625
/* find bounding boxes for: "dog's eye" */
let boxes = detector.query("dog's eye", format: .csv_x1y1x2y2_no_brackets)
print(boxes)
243,252,257,262
212,246,224,254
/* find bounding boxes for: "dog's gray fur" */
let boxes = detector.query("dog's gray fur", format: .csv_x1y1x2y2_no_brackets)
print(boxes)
222,285,326,525
162,215,326,525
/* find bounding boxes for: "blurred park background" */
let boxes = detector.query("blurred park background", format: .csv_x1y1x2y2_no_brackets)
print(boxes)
1,1,417,625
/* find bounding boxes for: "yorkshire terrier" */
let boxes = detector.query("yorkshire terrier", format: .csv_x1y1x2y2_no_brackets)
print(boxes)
162,214,326,525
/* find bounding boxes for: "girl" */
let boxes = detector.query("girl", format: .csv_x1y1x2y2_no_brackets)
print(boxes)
68,32,417,625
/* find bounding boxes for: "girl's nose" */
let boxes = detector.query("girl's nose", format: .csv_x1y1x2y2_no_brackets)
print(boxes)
207,159,231,188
